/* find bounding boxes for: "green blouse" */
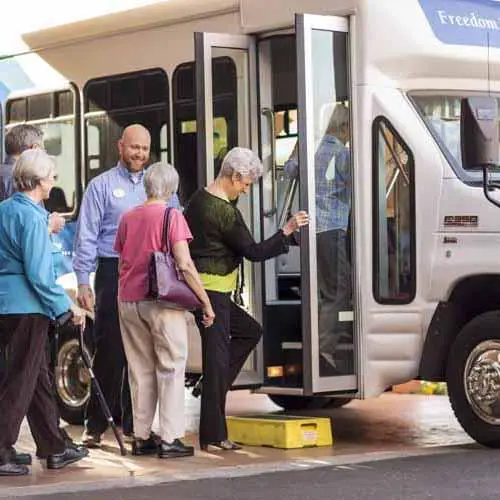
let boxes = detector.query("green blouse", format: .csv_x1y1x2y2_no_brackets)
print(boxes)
184,188,290,293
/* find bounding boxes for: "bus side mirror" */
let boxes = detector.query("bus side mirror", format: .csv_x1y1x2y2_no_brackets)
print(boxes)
461,96,499,169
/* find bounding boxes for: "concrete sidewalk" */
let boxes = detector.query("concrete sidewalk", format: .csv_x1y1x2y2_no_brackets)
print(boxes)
0,392,474,498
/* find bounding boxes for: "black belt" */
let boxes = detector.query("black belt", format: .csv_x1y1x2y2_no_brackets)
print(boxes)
97,257,118,263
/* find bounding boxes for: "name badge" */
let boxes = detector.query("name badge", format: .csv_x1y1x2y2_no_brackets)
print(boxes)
113,188,126,198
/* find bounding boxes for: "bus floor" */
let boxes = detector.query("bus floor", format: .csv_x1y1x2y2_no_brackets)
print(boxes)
1,391,474,497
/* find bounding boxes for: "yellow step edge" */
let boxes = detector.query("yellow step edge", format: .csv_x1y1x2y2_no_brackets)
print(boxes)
227,415,333,449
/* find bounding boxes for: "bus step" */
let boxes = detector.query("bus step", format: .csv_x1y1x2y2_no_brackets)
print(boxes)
226,414,332,449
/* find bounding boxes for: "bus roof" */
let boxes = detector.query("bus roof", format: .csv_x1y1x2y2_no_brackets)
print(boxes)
10,0,500,93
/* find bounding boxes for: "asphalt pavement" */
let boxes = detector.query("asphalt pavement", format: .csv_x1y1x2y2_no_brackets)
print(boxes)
13,447,500,500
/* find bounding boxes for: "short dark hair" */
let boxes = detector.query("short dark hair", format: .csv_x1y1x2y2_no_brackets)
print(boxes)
5,124,44,156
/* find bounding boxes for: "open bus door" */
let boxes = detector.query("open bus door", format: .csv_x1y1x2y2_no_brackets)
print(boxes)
258,15,358,409
295,14,357,394
194,14,358,407
194,31,264,387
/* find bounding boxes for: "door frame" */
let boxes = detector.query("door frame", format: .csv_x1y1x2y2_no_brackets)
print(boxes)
194,31,264,386
296,13,358,394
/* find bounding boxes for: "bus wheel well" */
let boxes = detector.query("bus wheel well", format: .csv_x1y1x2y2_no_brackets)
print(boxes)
419,275,500,382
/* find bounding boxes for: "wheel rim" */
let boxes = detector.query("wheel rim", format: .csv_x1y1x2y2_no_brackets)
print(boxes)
55,339,91,409
464,340,500,425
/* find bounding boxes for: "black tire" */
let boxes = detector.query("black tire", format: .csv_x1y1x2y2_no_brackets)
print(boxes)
324,397,353,409
51,324,92,425
447,310,500,448
268,395,350,411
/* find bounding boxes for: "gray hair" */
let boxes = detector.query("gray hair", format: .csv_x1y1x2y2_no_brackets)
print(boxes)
13,149,55,192
5,124,44,156
218,147,264,182
144,162,179,200
326,103,349,135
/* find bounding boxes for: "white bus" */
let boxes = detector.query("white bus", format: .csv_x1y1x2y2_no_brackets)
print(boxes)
2,0,500,447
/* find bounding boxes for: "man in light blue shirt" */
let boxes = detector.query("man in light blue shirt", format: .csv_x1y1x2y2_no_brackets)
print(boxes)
284,104,352,376
74,124,179,446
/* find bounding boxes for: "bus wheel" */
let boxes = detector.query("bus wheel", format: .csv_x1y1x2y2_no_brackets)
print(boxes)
53,327,91,425
268,395,349,411
324,397,353,409
447,310,500,448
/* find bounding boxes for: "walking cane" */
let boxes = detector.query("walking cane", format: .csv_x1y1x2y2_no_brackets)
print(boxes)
77,319,127,456
55,311,127,456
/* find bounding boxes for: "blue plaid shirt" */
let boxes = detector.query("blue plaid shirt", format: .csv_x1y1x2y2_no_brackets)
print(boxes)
284,135,350,233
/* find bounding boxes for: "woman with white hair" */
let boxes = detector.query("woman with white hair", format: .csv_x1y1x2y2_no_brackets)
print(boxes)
184,147,309,451
0,149,86,476
114,162,214,459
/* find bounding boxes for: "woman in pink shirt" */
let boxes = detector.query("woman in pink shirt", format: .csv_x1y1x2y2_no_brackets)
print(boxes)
114,162,214,459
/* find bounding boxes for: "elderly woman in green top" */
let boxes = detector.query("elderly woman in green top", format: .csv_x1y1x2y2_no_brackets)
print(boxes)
185,147,308,451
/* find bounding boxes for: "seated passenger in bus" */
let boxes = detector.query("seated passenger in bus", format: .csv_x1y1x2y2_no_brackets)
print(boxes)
0,149,88,476
184,147,309,451
284,103,352,375
114,162,214,458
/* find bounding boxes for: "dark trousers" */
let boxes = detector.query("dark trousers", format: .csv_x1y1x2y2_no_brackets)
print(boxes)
0,314,65,464
317,229,352,356
195,291,262,445
85,258,132,435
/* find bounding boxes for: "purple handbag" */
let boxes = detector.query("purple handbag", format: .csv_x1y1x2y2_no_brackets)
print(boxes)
148,207,202,310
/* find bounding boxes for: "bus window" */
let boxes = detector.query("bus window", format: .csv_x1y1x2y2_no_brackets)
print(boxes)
373,117,416,304
173,58,237,204
83,69,169,183
5,89,79,215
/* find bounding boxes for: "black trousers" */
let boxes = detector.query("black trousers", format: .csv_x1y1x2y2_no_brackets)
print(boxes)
317,229,352,356
85,258,132,435
195,291,262,445
0,314,65,464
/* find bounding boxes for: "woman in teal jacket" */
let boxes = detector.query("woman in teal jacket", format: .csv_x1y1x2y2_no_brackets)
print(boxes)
0,149,86,476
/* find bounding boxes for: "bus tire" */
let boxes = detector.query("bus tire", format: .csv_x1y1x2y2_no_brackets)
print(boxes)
268,395,349,410
52,325,92,426
324,397,353,409
447,310,500,448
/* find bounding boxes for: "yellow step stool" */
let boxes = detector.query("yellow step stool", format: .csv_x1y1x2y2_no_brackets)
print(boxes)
226,415,333,449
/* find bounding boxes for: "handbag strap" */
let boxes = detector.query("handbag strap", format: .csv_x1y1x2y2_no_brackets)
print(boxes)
161,207,173,254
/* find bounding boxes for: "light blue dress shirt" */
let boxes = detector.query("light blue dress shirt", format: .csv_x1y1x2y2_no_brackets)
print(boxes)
284,135,351,233
0,156,16,202
73,163,180,285
0,192,72,318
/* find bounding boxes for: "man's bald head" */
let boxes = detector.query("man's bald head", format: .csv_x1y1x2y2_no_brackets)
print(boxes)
118,124,151,173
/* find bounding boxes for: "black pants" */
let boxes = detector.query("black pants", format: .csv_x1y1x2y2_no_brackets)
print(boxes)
85,258,132,435
195,291,262,445
0,314,65,464
317,229,352,356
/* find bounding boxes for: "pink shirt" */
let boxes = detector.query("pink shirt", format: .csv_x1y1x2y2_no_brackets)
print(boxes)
114,204,193,302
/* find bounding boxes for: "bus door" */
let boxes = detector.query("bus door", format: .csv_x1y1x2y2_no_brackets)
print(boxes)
195,14,358,396
194,32,263,387
259,14,357,397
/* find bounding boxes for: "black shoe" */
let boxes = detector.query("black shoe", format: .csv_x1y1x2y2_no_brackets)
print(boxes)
46,447,88,470
9,447,32,466
131,435,158,456
0,462,30,476
158,439,194,458
200,439,241,452
37,436,88,459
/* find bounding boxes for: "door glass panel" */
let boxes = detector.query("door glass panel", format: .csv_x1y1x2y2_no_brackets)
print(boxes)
195,33,261,385
308,30,353,378
374,118,415,303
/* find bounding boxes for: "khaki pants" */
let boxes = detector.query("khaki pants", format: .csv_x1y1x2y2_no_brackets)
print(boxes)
118,301,188,443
